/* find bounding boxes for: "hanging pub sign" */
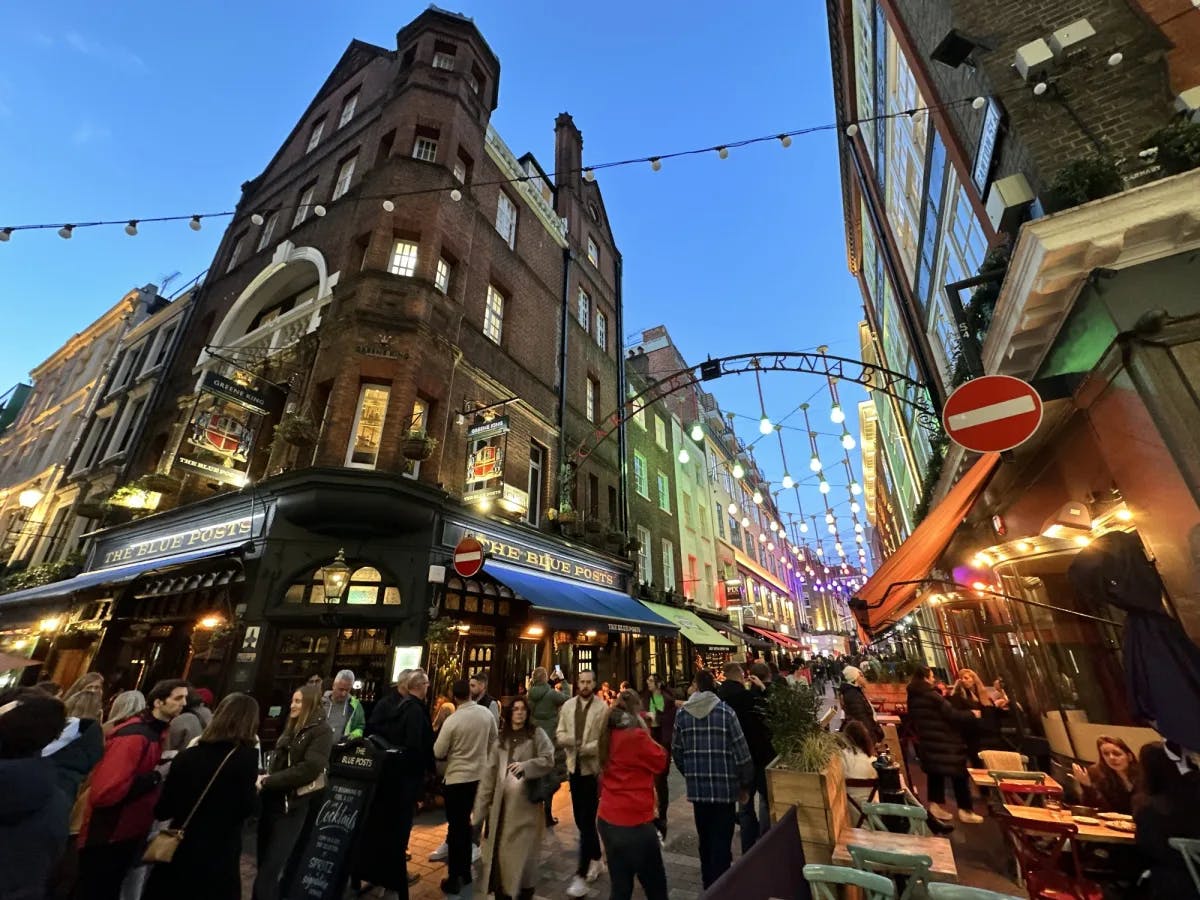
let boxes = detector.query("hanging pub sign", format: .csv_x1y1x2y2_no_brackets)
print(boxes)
724,578,745,603
463,416,510,504
175,370,274,487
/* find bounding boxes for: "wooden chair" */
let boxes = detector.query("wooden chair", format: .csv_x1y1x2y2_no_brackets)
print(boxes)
1170,837,1200,894
927,886,1023,899
846,776,880,826
804,863,896,900
848,845,933,900
978,750,1026,772
988,769,1045,786
861,801,932,837
996,781,1063,807
997,811,1102,900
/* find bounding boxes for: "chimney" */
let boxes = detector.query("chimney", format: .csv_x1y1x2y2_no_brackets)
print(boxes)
554,112,583,192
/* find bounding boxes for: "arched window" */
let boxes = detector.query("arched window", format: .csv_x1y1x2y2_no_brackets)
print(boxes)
282,562,401,606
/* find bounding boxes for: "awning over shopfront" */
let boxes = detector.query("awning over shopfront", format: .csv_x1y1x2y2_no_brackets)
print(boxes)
487,563,678,638
639,602,736,648
852,452,1002,635
716,623,773,650
0,546,243,609
747,625,802,650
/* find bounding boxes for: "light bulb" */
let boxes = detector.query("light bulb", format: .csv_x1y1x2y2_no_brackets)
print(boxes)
1033,82,1048,96
767,543,775,552
727,502,738,516
856,534,864,543
825,512,834,524
732,462,745,479
717,146,729,159
1116,508,1133,522
1108,52,1123,66
850,481,862,495
830,404,846,424
850,501,861,513
251,213,265,226
450,188,463,201
759,416,774,435
690,423,703,442
819,479,830,494
189,215,202,231
124,221,138,236
769,520,778,532
382,199,395,212
584,168,595,182
779,134,792,148
854,523,863,533
841,432,856,450
58,224,74,239
828,524,837,534
1075,535,1091,547
972,96,986,110
816,546,824,555
0,228,11,242
759,533,767,544
678,448,690,464
809,454,822,472
752,490,763,505
845,123,859,137
741,517,751,529
313,205,327,217
799,522,809,533
650,157,662,172
781,473,794,489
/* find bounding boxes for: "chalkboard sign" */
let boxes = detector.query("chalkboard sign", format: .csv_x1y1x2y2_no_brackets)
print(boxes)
286,743,382,900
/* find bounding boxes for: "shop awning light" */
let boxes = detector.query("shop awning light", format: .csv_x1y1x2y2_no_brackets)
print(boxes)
1116,508,1133,522
584,629,597,637
38,617,62,633
526,625,545,637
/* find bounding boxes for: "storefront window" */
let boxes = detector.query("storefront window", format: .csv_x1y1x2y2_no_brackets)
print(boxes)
282,562,401,607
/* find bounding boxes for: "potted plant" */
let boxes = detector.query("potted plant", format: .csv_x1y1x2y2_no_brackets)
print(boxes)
604,526,625,548
137,472,181,494
764,681,847,865
1041,156,1124,213
584,515,603,533
556,503,577,526
275,413,319,447
1147,120,1200,175
401,429,438,461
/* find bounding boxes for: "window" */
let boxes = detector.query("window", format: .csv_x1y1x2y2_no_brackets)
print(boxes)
110,397,146,457
453,148,473,184
686,555,698,599
388,240,419,277
333,154,357,200
587,236,599,267
656,471,670,512
467,63,485,95
576,288,590,329
435,257,451,294
595,310,608,351
630,388,645,429
495,192,517,249
226,234,246,273
346,384,390,468
586,376,598,422
401,398,428,479
483,285,504,344
432,41,457,70
81,415,116,470
662,540,676,591
306,117,325,153
654,417,667,449
256,211,279,251
148,324,177,370
292,184,316,229
338,89,359,128
608,485,618,523
682,490,693,529
715,503,726,539
633,452,649,497
587,473,600,519
413,135,439,163
636,526,652,584
527,441,545,525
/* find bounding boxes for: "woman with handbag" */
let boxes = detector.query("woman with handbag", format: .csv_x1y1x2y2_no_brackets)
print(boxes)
473,696,555,900
142,693,260,900
253,685,333,900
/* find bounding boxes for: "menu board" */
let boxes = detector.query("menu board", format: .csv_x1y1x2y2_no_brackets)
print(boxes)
286,744,382,900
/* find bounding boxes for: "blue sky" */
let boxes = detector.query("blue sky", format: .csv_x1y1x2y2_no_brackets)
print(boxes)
0,1,867,560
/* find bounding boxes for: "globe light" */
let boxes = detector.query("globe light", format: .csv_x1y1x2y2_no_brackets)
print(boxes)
779,134,792,148
382,199,395,212
767,543,775,552
819,479,831,494
769,520,779,532
759,533,767,544
799,522,809,533
841,431,856,450
809,454,822,472
816,546,824,556
752,490,763,505
690,422,704,442
856,534,864,543
741,517,751,529
717,146,729,159
850,501,861,513
828,524,837,534
759,416,774,435
650,157,662,171
188,215,202,231
845,123,859,137
124,220,139,236
781,472,794,489
830,404,846,424
825,512,835,524
850,481,862,495
732,462,745,479
251,213,265,226
972,96,987,110
678,448,690,464
727,502,738,516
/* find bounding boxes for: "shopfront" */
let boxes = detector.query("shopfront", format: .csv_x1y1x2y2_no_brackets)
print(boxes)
640,601,737,676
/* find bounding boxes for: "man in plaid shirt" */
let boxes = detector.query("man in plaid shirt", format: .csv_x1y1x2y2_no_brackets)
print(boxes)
671,669,754,888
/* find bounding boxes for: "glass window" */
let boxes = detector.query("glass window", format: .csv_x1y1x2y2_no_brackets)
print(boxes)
576,288,590,329
413,137,438,163
587,237,599,267
586,377,597,423
595,310,608,351
226,234,245,273
495,193,517,249
388,240,419,277
526,441,545,525
483,285,504,344
453,148,473,184
401,398,428,480
435,257,451,294
629,388,645,429
346,566,381,604
432,51,456,71
292,184,316,229
346,384,390,468
656,471,670,512
715,503,726,539
655,417,667,449
333,155,357,200
637,526,652,583
338,90,359,128
256,212,279,251
633,452,649,497
662,540,675,591
682,490,693,529
306,117,325,153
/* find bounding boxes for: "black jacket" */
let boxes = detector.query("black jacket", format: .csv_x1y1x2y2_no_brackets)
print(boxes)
366,692,435,775
717,680,775,769
0,757,69,900
839,683,883,743
263,712,334,797
45,717,104,805
906,679,976,776
142,741,259,900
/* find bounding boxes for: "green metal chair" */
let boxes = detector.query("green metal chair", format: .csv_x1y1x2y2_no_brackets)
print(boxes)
848,844,933,900
927,885,1023,899
1170,837,1200,894
862,801,932,836
804,863,896,900
987,769,1046,786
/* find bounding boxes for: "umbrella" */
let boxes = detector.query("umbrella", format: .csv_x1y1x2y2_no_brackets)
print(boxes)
1069,530,1200,751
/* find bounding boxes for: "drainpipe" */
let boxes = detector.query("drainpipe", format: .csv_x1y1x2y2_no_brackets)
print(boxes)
557,247,572,509
615,253,628,536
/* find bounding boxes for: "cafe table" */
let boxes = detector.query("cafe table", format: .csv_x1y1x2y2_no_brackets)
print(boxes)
832,827,959,882
1001,804,1137,845
968,768,1063,793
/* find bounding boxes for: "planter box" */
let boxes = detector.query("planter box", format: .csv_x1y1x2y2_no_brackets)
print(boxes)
765,752,847,866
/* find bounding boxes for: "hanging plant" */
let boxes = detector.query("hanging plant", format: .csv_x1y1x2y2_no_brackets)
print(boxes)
75,500,108,519
1147,120,1200,175
401,429,438,461
604,526,625,547
274,413,319,447
556,504,578,525
1042,156,1124,213
584,516,603,533
137,472,181,494
105,484,155,510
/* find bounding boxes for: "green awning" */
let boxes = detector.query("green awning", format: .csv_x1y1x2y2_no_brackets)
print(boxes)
640,602,737,648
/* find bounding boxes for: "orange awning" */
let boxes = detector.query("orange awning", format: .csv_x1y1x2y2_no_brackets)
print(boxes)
853,452,1001,636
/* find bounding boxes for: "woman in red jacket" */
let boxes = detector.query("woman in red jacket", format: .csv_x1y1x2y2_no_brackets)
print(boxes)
597,690,669,900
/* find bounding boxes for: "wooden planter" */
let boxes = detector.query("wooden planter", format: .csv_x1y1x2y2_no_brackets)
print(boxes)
765,753,847,866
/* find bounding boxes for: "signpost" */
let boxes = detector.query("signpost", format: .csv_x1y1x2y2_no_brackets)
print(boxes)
942,375,1043,453
452,536,485,578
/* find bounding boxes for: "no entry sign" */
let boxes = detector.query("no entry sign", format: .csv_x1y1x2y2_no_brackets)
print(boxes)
452,537,485,578
942,375,1043,453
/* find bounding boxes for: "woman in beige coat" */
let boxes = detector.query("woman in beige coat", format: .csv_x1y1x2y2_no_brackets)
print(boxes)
474,696,555,900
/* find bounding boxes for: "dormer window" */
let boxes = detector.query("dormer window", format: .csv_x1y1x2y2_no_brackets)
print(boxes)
432,41,457,71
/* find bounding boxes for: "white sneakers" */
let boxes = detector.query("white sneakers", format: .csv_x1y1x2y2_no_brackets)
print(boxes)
958,810,984,824
586,859,605,882
473,845,482,863
928,803,953,822
427,843,482,863
566,875,590,897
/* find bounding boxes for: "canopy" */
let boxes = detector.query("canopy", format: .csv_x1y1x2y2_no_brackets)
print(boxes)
486,563,677,638
716,623,773,650
853,452,1001,635
747,625,802,650
639,602,736,648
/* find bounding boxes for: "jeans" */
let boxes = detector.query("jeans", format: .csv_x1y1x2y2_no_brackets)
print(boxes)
569,771,602,876
254,795,310,900
653,765,670,837
597,819,668,900
738,767,771,852
926,772,973,812
79,840,142,900
443,780,480,884
692,801,737,888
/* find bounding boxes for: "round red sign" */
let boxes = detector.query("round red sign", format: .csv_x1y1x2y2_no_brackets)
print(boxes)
942,375,1043,453
452,537,485,578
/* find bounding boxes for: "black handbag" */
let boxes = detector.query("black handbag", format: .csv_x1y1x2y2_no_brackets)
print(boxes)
523,772,558,805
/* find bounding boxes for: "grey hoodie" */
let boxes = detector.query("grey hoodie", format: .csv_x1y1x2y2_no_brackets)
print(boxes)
681,690,721,718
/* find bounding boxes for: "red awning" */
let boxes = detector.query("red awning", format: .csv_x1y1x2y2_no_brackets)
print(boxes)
854,452,1001,636
747,625,802,650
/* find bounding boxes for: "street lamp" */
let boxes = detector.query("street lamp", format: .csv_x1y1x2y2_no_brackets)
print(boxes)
321,548,352,602
18,485,44,509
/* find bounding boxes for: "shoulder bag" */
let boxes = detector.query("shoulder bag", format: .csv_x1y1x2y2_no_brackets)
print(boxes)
143,746,237,864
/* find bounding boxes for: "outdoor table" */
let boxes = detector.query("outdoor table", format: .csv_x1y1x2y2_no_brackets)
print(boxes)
968,768,1063,792
876,713,902,725
832,827,959,882
1002,804,1137,845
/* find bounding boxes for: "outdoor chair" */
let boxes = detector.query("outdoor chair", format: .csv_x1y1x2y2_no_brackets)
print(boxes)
988,769,1046,786
996,810,1102,900
978,750,1026,772
1170,837,1200,894
995,781,1063,807
846,776,880,826
862,800,932,837
927,886,1022,899
848,844,933,900
804,863,896,900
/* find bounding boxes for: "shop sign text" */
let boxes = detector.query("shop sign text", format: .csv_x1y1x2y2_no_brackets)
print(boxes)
94,511,263,570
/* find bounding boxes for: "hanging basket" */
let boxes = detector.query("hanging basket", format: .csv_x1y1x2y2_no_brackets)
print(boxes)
557,507,578,525
275,414,319,447
137,473,181,494
402,432,438,461
584,517,603,533
75,501,107,519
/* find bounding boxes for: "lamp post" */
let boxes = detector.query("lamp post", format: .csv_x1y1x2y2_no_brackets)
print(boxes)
321,548,352,603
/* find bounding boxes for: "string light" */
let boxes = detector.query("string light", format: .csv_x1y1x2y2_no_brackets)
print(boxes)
1033,82,1049,96
781,473,794,489
313,205,327,217
690,422,703,442
845,123,859,137
650,157,662,171
809,453,822,472
382,199,395,212
58,225,74,239
972,96,987,110
450,189,463,202
818,476,830,494
0,228,11,242
717,146,729,159
251,213,264,226
124,221,138,236
677,447,690,464
731,462,745,479
741,516,751,529
850,481,862,495
799,521,809,533
1108,52,1123,66
584,168,596,182
841,430,856,450
727,502,738,516
188,215,202,231
825,513,835,524
752,489,763,505
850,501,861,514
759,416,773,435
779,134,792,148
830,404,845,424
